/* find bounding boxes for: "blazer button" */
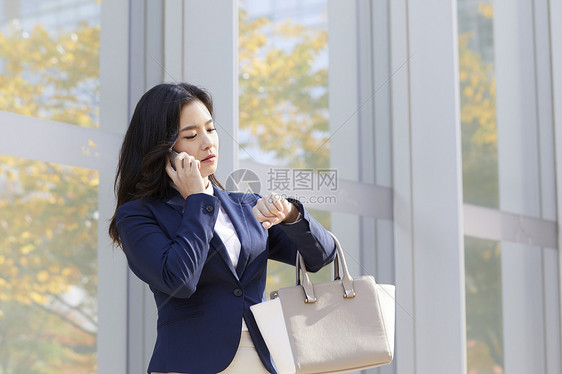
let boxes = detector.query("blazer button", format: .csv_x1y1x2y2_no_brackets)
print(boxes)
205,205,214,213
233,288,243,297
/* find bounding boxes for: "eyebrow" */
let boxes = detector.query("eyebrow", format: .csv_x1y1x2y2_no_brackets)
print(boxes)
180,119,214,132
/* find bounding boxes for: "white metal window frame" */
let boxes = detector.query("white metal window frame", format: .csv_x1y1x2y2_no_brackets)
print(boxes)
98,0,130,372
550,0,562,370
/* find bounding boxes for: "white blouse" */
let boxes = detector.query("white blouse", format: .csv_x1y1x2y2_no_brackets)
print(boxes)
202,182,248,331
202,182,242,268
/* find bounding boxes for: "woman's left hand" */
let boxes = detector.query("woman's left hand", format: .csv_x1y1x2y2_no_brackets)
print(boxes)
253,193,300,229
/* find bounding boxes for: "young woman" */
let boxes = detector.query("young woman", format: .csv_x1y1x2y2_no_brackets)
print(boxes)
109,82,336,374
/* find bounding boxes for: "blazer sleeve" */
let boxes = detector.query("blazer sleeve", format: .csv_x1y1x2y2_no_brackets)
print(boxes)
266,196,336,272
115,193,220,298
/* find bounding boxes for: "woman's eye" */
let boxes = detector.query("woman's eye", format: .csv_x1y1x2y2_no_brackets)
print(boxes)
184,128,214,140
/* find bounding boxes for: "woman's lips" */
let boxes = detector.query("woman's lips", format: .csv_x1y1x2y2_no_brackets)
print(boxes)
202,156,216,163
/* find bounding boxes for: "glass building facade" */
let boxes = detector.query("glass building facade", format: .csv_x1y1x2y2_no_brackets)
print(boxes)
1,0,561,373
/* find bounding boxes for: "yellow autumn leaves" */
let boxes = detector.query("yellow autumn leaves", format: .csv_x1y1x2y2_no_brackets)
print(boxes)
239,8,329,169
459,33,497,148
0,157,97,307
0,21,100,127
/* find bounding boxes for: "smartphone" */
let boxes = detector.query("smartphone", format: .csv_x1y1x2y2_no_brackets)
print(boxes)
169,150,184,171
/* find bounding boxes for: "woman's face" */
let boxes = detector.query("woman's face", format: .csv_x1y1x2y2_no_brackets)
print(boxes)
173,99,219,180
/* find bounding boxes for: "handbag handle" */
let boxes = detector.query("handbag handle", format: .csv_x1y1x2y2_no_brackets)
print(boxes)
296,231,356,303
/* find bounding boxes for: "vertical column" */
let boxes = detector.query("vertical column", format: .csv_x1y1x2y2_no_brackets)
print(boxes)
183,0,239,184
495,0,541,218
363,0,395,371
146,1,164,89
389,0,415,372
533,12,560,371
330,4,395,374
500,244,545,374
327,0,361,277
126,2,148,372
143,2,163,365
127,1,163,372
98,0,130,373
357,0,377,288
533,0,556,222
550,0,562,367
164,0,183,82
370,0,395,296
543,248,561,374
494,0,557,372
391,0,466,373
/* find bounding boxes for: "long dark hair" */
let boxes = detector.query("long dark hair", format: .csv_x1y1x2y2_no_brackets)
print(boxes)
109,82,225,247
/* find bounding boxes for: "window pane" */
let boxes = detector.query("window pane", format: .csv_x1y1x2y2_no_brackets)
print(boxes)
457,0,498,209
239,0,331,294
0,0,100,128
0,155,98,373
238,0,329,169
464,236,504,374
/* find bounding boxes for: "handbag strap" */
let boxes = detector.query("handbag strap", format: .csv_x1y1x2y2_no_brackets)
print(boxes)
296,254,317,303
296,231,356,303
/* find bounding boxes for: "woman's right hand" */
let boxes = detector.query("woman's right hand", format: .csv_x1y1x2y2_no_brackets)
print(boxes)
165,152,206,199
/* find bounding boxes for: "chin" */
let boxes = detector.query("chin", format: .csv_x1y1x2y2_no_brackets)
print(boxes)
202,166,217,178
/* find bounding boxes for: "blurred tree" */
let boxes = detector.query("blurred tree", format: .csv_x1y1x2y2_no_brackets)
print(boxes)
0,159,98,374
459,0,498,209
460,2,503,374
239,7,329,169
464,238,503,374
0,20,99,374
0,22,99,127
459,32,498,209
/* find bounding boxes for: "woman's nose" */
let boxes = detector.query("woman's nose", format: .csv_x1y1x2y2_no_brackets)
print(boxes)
200,131,215,149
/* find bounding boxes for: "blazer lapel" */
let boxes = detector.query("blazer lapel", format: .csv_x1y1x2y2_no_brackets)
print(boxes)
214,187,251,278
164,187,240,279
209,234,238,278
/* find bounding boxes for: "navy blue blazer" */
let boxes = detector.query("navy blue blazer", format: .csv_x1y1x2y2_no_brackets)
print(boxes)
115,185,336,374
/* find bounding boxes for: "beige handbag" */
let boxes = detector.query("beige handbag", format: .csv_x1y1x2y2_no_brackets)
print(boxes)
252,231,395,374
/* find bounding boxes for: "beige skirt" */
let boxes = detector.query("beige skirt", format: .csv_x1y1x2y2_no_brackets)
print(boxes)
151,331,270,374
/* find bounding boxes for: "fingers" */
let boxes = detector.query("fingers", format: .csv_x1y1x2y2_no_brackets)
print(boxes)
267,193,285,212
280,197,292,213
166,152,206,198
173,153,201,173
253,193,291,229
252,204,280,228
259,195,286,220
165,159,176,180
175,152,188,171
